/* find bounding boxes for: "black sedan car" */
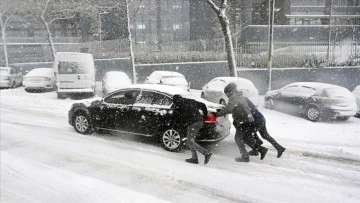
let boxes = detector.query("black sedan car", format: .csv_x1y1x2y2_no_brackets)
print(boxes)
264,82,357,122
68,84,231,152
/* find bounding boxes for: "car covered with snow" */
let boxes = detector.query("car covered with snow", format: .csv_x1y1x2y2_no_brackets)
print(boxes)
352,85,360,117
0,67,23,88
201,77,259,106
68,84,231,152
23,68,56,91
102,71,132,95
265,82,357,121
144,71,190,91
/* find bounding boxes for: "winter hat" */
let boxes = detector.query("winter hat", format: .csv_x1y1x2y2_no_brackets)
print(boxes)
224,83,237,94
173,94,182,103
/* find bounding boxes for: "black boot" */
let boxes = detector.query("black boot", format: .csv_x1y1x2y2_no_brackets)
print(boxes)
235,156,250,162
259,147,268,160
185,158,199,164
248,150,259,156
276,146,286,158
204,153,212,165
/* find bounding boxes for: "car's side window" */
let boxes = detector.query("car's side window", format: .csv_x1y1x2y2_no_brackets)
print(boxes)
136,91,172,106
281,86,299,96
298,86,316,97
10,69,14,75
209,80,225,88
104,90,139,105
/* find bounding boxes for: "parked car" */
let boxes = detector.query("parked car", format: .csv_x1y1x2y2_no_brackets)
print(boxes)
352,85,360,117
68,84,231,152
201,77,259,106
264,82,357,121
144,71,190,91
23,68,56,92
102,71,132,95
0,67,23,88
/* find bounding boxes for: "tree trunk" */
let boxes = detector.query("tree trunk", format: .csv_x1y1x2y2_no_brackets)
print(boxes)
41,17,56,61
0,15,9,67
126,0,136,84
219,17,237,77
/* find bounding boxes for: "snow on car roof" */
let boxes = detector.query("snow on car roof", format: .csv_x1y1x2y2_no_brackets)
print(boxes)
105,71,130,79
289,82,343,90
215,77,252,83
131,84,189,96
25,68,54,77
0,67,11,69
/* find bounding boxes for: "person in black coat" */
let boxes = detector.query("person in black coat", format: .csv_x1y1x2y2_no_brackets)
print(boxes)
172,94,212,165
244,96,286,158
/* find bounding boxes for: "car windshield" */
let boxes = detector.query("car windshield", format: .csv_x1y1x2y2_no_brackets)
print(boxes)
58,62,92,74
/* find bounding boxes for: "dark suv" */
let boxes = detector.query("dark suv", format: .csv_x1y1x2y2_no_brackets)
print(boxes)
68,84,231,152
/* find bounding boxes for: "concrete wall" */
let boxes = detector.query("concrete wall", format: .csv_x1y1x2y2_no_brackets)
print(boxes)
11,59,360,95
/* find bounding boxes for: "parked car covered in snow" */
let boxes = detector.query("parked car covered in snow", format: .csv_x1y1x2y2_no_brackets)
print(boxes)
265,82,357,121
23,68,56,92
102,71,132,95
144,71,190,91
68,84,231,152
201,77,259,106
352,85,360,117
0,67,23,88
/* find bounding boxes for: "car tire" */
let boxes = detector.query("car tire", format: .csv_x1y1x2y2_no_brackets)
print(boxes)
160,128,184,152
201,92,205,98
11,81,16,88
306,105,320,122
73,112,93,134
265,98,275,110
57,93,67,99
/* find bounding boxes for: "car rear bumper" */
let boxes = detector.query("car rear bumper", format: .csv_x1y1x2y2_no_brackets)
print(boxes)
57,88,94,93
322,108,357,118
0,81,11,87
23,81,53,89
196,117,231,143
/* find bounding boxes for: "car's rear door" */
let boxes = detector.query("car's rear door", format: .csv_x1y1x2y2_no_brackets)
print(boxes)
130,90,173,136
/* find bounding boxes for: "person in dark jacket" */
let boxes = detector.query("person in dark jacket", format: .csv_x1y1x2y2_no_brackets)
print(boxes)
243,96,286,158
172,94,212,165
216,83,268,162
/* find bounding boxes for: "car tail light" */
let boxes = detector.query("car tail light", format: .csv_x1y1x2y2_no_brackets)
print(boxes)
322,98,333,108
204,114,217,124
3,76,10,80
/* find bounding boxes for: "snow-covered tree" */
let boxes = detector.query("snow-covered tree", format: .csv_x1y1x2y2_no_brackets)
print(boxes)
206,0,237,77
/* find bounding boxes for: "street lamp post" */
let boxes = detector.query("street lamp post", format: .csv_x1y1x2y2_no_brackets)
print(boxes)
267,0,275,92
326,0,333,66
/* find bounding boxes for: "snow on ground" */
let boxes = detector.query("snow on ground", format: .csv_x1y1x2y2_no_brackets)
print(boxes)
1,86,360,203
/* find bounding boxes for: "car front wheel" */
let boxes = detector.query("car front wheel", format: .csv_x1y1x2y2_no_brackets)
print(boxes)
160,128,184,152
306,105,320,122
73,112,93,134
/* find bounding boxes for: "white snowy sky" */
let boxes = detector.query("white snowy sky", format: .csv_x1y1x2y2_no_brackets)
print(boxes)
1,85,360,203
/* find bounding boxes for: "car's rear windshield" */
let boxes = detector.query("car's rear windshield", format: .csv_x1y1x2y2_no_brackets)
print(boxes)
323,87,352,98
58,62,92,74
161,76,187,85
0,69,9,74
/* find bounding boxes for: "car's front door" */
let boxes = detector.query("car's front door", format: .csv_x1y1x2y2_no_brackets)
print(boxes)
276,85,300,112
130,90,173,136
99,89,140,131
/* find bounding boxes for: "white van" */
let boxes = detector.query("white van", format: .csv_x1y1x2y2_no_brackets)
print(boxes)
54,52,95,98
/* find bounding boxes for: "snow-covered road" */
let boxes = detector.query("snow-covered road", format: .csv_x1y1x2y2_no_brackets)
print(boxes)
1,87,360,203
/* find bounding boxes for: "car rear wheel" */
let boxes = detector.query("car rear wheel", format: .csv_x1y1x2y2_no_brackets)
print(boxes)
11,81,16,88
160,128,184,152
73,112,93,134
306,105,320,122
201,92,205,98
265,98,275,110
337,116,350,121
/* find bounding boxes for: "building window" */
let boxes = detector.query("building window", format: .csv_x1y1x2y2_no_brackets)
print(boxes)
137,24,146,29
173,24,182,30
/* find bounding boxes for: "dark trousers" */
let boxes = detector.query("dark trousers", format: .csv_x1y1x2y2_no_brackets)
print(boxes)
234,122,259,157
187,121,209,159
254,118,283,150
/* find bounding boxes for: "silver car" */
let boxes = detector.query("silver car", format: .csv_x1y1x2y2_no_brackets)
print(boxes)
201,77,259,106
0,67,23,88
